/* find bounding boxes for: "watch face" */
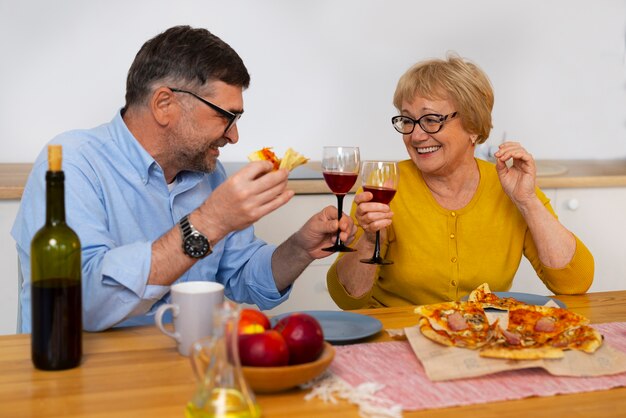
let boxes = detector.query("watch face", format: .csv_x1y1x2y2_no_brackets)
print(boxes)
183,233,210,258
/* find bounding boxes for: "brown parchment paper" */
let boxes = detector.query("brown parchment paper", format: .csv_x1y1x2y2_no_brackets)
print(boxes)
404,320,626,382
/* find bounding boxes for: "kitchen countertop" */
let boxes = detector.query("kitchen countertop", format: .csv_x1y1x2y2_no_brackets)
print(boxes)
2,159,626,200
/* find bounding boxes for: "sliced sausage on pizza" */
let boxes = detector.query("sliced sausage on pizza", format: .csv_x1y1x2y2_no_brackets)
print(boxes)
415,301,497,349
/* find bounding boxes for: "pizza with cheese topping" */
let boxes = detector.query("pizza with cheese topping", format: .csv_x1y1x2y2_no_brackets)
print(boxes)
415,301,498,349
467,282,523,310
414,284,603,360
247,147,309,171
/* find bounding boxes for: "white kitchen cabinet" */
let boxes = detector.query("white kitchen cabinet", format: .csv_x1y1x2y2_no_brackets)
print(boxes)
249,194,355,315
0,201,20,335
512,187,626,294
554,187,626,292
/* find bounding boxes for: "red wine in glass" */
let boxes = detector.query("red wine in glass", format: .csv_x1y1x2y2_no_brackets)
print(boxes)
323,172,358,195
362,186,396,205
360,161,399,265
321,146,360,253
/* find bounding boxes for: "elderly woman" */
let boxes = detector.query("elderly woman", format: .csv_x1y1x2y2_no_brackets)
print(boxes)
327,54,594,309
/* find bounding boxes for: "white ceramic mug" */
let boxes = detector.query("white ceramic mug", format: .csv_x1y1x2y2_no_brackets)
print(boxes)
155,281,225,356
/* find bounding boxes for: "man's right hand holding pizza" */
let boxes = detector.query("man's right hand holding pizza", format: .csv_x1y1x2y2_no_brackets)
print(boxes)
194,160,294,244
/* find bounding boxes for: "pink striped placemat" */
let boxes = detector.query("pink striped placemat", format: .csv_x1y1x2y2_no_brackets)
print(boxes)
328,322,626,411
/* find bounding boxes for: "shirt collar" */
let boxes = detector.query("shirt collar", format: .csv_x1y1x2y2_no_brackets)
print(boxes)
108,110,160,185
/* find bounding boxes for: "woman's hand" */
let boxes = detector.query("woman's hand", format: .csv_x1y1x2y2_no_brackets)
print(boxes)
494,142,578,271
354,191,394,243
494,141,537,207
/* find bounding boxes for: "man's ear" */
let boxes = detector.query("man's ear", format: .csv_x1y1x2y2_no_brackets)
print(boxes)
150,87,177,127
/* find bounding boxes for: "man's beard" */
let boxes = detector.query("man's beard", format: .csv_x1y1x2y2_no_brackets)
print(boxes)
168,119,227,174
181,140,222,173
186,157,216,173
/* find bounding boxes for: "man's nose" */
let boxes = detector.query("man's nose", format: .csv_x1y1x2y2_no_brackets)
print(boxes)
224,124,239,144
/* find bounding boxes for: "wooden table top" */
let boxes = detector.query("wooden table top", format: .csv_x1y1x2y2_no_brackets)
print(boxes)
2,290,626,417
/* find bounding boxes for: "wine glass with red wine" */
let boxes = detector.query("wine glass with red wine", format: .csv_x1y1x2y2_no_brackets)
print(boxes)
321,146,360,252
359,161,399,265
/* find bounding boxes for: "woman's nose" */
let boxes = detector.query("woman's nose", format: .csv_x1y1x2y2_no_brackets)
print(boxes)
409,126,429,143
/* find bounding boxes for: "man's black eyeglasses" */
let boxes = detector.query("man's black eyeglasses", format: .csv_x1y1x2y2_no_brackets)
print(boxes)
169,87,242,134
391,112,458,135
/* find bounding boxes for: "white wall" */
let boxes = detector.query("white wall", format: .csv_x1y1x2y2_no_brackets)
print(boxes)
1,0,625,163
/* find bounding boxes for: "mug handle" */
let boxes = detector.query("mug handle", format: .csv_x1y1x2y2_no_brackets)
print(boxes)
155,303,181,343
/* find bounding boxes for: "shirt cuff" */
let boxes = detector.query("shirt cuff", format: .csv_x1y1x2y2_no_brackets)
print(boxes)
243,245,292,310
100,241,170,301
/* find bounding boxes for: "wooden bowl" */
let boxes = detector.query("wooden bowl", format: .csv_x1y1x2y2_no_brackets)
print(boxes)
242,342,335,393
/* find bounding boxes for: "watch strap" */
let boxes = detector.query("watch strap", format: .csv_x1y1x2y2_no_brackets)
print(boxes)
179,214,212,258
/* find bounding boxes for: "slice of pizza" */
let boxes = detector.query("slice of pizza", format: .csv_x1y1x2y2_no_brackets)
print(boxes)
549,324,603,353
279,147,309,171
247,147,309,171
479,304,597,360
479,330,565,360
415,301,497,349
247,147,281,170
467,282,523,310
507,304,590,345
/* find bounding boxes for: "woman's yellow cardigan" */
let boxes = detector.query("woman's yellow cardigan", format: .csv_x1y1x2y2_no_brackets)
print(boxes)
327,159,594,310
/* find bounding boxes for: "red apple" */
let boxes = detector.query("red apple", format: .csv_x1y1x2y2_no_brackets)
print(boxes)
238,330,289,367
238,308,271,335
273,313,324,365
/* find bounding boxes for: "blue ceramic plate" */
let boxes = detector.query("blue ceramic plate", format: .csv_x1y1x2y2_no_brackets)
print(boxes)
462,292,566,308
271,310,383,343
495,292,566,308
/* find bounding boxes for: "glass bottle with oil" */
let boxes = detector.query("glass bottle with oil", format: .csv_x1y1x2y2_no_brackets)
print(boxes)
186,302,260,418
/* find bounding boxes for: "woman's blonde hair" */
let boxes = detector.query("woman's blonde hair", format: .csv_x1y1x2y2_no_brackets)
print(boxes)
393,53,494,144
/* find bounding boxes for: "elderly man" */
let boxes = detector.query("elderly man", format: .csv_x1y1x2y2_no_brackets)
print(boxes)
13,25,355,332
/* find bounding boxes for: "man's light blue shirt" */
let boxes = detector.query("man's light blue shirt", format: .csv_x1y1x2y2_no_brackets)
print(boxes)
13,111,290,333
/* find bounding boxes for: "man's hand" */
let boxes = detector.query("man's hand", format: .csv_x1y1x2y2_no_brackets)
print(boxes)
271,205,357,291
195,161,294,242
292,205,357,260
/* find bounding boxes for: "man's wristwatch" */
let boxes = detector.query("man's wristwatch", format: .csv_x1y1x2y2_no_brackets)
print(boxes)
179,214,212,259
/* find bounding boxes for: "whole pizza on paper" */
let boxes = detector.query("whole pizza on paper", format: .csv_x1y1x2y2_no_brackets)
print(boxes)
414,283,603,360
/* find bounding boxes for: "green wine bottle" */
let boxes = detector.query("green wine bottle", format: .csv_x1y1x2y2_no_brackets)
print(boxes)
30,145,82,370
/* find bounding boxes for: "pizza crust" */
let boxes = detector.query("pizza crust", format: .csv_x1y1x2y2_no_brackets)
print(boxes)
418,317,456,347
479,345,565,360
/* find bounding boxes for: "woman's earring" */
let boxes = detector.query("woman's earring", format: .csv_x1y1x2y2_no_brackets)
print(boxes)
470,135,477,145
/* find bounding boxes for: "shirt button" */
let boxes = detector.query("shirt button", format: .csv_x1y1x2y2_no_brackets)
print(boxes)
451,257,457,263
451,212,456,217
451,280,457,286
450,233,455,239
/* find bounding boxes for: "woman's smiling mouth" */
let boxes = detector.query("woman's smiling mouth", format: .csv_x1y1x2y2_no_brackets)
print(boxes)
417,145,441,154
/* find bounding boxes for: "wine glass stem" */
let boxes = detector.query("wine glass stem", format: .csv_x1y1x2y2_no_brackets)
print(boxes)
373,230,382,259
335,194,345,245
